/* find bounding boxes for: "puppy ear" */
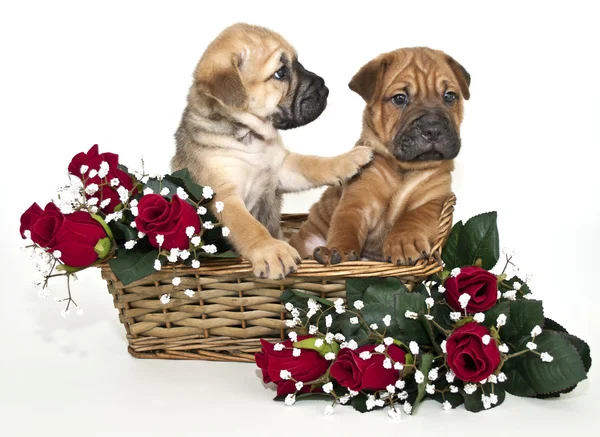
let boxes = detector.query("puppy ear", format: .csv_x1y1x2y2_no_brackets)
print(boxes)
446,56,471,100
348,55,391,104
196,54,248,109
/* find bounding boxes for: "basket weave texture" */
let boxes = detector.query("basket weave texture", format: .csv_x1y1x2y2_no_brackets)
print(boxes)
101,194,456,362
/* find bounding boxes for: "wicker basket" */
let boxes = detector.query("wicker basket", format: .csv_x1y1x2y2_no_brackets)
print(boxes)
100,194,456,362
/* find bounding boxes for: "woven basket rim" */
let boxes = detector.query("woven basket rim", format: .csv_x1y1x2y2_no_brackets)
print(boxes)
100,193,456,282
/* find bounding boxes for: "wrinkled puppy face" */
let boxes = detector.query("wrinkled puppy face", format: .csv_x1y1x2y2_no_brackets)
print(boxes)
194,23,328,130
270,59,329,130
349,48,470,168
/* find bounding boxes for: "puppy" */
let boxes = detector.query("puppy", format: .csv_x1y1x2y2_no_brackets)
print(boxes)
289,47,469,265
172,23,373,279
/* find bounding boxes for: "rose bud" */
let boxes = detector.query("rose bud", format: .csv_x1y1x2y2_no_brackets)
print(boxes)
446,322,501,383
134,194,201,251
444,266,499,313
330,344,407,392
20,202,112,268
255,336,329,396
68,144,136,213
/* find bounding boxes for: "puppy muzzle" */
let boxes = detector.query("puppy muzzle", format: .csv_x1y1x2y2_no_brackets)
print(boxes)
272,61,328,130
393,111,461,161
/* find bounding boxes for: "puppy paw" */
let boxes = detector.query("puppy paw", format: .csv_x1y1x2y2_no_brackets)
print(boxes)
330,146,373,184
313,246,359,265
383,233,433,266
247,239,301,280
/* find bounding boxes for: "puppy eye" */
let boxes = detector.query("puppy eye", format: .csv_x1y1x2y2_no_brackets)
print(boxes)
273,66,288,80
391,93,408,107
444,91,458,104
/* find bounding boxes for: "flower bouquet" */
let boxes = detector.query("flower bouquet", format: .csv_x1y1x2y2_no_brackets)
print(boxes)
19,144,234,314
256,212,592,417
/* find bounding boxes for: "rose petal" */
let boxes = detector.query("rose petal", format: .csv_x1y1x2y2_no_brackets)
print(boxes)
53,241,99,267
20,202,43,238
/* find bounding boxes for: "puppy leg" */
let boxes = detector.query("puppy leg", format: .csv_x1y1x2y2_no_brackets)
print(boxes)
250,187,283,239
289,186,341,258
383,198,445,266
277,147,373,192
312,190,373,265
289,220,327,259
216,192,300,279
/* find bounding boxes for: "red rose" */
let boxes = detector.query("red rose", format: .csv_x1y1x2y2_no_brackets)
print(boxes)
330,344,407,391
20,203,43,238
20,202,111,268
255,336,329,396
446,322,501,383
444,266,498,313
134,194,201,251
68,144,136,213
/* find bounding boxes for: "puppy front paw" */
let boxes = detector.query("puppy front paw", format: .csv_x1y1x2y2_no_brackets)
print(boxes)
313,246,359,265
383,233,433,266
330,146,373,185
246,239,301,280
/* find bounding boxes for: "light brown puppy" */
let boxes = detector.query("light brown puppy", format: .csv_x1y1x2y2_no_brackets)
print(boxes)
172,23,372,279
289,47,469,265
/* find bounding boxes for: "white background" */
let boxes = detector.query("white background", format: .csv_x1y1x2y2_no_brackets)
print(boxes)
1,0,599,435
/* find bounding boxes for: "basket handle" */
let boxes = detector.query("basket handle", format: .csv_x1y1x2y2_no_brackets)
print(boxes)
429,193,457,260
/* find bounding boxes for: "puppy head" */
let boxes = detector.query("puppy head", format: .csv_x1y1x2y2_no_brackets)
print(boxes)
194,23,328,129
349,47,470,169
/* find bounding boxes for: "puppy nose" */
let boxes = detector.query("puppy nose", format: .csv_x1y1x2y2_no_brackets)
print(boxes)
418,113,448,142
421,123,443,142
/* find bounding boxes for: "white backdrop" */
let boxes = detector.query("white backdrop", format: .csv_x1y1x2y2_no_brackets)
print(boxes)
1,0,599,435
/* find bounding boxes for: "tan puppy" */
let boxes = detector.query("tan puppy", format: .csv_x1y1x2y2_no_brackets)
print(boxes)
172,23,373,279
289,47,470,265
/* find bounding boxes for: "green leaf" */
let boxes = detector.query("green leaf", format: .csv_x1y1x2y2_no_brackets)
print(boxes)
502,358,538,397
108,248,159,285
294,337,340,357
455,316,475,327
280,290,340,335
456,212,499,270
504,300,544,341
483,300,544,343
361,303,401,338
363,278,407,307
441,220,463,269
483,300,511,331
170,168,205,201
499,276,532,297
543,317,568,333
109,220,138,242
413,353,434,413
337,313,370,344
418,313,443,355
346,278,385,308
559,332,592,373
431,391,463,409
143,176,182,201
394,291,429,344
430,302,454,331
503,330,588,397
274,392,332,402
351,393,376,413
280,290,310,325
462,383,505,412
94,237,112,259
286,289,334,307
117,163,130,175
412,283,431,297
